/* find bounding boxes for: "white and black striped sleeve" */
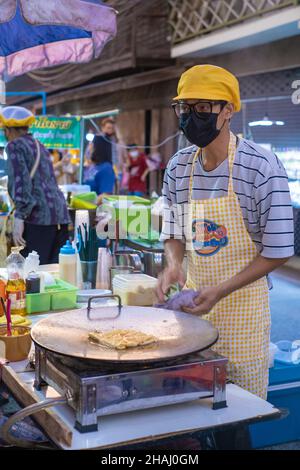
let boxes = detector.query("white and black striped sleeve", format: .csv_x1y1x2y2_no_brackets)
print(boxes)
254,166,294,258
160,158,185,242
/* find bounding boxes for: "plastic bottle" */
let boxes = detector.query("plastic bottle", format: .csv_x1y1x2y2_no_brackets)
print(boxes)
26,271,41,294
24,251,40,277
59,240,77,286
6,247,26,316
0,277,6,315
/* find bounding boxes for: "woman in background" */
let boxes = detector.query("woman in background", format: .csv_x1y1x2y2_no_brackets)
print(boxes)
83,141,115,196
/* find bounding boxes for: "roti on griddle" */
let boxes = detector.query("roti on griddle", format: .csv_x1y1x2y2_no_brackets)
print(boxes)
88,329,158,350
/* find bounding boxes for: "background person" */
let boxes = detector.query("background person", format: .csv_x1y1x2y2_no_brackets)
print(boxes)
85,117,126,193
83,140,115,196
51,149,77,185
126,144,150,197
1,106,70,264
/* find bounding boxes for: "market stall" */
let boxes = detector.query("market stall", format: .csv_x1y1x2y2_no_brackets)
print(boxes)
0,229,290,450
0,283,281,450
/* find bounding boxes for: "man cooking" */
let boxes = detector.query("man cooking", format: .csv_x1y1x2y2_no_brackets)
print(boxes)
157,65,294,399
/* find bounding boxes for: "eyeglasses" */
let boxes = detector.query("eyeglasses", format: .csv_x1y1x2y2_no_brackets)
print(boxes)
172,100,227,118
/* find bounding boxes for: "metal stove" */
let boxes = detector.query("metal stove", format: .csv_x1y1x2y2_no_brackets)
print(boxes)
34,346,227,433
31,296,228,433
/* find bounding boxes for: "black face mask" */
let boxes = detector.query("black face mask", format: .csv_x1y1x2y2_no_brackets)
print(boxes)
180,111,222,148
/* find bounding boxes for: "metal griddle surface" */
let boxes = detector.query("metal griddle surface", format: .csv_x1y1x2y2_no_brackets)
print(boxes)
31,306,219,364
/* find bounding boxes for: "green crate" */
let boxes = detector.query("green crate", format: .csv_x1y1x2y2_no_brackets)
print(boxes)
26,279,78,314
102,196,152,239
26,292,51,314
74,192,97,202
46,279,78,311
103,195,151,206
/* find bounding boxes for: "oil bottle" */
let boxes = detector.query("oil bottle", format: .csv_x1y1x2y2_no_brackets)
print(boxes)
6,247,26,316
0,277,6,315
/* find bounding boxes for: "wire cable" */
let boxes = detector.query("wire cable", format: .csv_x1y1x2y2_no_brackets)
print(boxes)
89,119,180,151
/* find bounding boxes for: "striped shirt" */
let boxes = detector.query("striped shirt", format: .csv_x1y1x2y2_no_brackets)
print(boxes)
161,137,294,258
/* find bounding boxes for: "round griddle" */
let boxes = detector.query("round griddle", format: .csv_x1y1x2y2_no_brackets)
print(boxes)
31,305,219,364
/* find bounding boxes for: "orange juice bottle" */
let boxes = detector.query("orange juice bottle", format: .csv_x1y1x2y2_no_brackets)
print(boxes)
6,247,26,316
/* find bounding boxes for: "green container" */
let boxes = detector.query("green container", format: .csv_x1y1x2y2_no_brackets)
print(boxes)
73,192,97,202
26,279,78,314
102,195,152,239
46,279,78,310
26,292,51,314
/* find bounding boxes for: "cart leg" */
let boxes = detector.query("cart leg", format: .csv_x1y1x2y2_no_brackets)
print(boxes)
213,424,252,450
75,383,98,433
75,419,98,433
212,364,227,410
33,347,47,390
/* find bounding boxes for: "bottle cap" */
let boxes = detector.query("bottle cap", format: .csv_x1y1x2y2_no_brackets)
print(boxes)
11,246,23,253
27,271,40,279
60,240,75,255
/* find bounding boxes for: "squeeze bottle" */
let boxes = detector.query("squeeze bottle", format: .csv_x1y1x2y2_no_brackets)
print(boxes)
59,240,77,286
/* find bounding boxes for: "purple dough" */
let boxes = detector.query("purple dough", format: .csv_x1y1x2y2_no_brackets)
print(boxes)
155,289,199,311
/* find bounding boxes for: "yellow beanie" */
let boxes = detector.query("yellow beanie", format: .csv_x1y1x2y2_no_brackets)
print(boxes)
0,106,35,127
174,64,241,112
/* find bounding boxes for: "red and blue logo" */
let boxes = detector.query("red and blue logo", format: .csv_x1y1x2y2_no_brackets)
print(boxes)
192,219,228,256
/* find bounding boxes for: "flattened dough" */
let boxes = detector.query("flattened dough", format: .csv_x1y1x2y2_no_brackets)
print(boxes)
88,329,158,350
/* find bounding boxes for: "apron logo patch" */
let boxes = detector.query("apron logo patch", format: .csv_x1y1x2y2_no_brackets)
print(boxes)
192,219,228,256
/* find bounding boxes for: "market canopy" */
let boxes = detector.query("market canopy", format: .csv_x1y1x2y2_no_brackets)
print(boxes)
0,0,117,80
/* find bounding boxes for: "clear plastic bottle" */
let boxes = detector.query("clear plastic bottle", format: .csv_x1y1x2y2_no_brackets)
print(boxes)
6,247,26,316
24,251,40,277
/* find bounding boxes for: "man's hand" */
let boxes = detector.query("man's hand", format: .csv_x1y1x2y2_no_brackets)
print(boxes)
13,218,25,246
156,264,186,302
183,286,222,316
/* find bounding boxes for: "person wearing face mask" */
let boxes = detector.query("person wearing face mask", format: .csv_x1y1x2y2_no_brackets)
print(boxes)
126,144,149,197
157,65,294,399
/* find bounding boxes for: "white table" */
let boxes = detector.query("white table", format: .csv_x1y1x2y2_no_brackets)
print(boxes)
0,289,281,450
3,358,280,450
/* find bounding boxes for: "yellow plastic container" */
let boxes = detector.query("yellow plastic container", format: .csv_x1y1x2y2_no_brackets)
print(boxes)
0,325,32,361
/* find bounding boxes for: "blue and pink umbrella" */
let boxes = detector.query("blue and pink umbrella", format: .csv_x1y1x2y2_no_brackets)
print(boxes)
0,0,117,80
